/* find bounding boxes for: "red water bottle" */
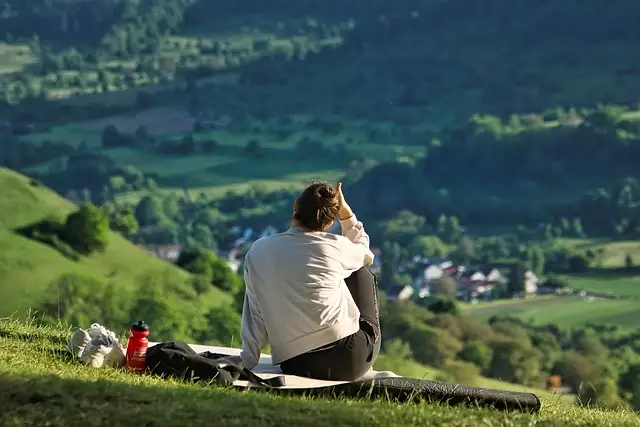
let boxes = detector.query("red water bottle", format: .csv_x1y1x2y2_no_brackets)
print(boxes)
126,320,149,372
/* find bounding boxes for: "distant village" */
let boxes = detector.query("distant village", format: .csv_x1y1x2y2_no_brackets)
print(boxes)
139,223,552,303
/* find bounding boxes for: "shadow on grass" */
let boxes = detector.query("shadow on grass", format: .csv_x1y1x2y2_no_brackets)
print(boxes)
0,372,418,427
43,347,76,363
13,218,81,262
0,369,545,427
0,328,67,346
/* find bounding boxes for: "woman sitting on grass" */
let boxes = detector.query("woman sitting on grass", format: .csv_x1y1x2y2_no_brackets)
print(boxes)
240,180,381,381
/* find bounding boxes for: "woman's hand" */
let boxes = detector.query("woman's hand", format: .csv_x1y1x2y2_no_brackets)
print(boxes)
336,182,354,220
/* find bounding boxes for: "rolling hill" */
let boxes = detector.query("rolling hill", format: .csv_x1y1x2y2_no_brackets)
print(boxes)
0,167,231,318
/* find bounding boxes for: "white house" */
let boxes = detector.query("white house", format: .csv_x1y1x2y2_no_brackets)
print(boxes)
482,268,504,283
424,264,444,281
418,286,431,298
464,270,486,282
425,258,454,270
387,285,414,301
524,270,539,294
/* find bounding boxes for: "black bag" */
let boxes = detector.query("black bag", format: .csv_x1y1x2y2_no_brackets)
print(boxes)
146,341,286,387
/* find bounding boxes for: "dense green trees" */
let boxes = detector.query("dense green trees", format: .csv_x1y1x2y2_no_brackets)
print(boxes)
16,203,110,257
379,297,640,408
135,196,166,227
507,262,526,296
4,2,639,254
458,341,493,372
346,116,640,238
176,247,242,294
38,268,241,345
62,204,110,254
380,241,401,289
104,205,139,237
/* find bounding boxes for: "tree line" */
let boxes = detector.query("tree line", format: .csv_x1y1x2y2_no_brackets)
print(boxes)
380,297,640,410
346,106,640,238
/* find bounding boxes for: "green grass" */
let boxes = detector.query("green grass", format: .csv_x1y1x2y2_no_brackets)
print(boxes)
2,319,638,427
464,296,640,331
560,239,640,268
564,274,640,297
0,167,230,318
457,239,640,328
19,113,424,201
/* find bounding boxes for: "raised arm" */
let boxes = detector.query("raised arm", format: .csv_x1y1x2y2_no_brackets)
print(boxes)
335,182,374,270
339,214,375,269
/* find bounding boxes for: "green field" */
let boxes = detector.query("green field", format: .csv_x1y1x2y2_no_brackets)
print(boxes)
0,17,343,102
0,42,36,75
458,237,640,330
4,319,637,427
565,274,640,297
0,167,230,318
20,111,424,201
15,100,640,209
464,296,640,331
560,239,640,268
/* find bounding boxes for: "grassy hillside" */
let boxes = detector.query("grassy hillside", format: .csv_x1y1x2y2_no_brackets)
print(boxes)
4,319,639,427
459,238,640,330
561,239,640,269
19,111,420,201
464,296,640,331
565,275,640,297
0,167,230,318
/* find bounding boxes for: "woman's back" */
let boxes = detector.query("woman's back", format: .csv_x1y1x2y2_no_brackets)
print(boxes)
239,181,379,380
245,229,360,343
241,219,373,368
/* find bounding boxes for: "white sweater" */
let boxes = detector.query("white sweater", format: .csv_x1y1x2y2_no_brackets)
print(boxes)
240,215,375,369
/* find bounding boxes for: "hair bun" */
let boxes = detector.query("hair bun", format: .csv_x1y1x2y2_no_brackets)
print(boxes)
317,186,336,207
293,181,341,231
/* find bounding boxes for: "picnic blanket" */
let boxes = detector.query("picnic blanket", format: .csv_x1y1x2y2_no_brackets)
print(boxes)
147,342,542,413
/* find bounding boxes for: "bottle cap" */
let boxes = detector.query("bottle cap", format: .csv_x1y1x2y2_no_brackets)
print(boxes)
131,320,149,332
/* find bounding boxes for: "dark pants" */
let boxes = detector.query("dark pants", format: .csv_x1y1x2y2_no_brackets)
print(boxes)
280,267,382,381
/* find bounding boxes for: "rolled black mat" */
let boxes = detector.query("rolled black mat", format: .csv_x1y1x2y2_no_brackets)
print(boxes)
249,377,542,413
